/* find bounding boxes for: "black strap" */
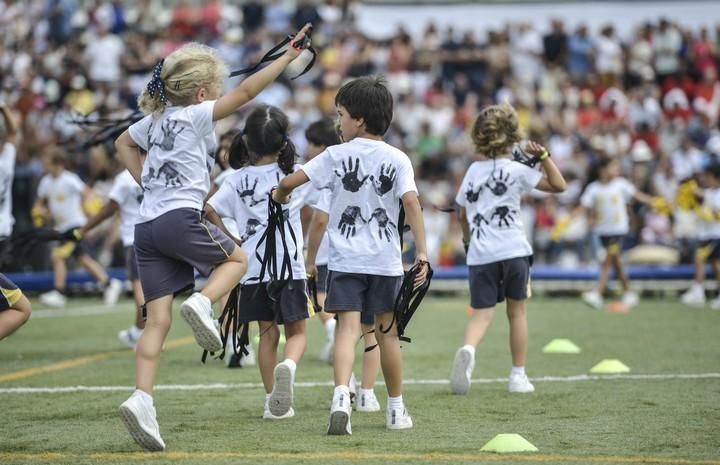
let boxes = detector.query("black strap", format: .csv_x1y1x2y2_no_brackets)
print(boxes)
71,111,144,149
379,261,434,343
201,283,249,363
397,201,405,252
307,274,322,312
229,29,316,81
9,227,82,257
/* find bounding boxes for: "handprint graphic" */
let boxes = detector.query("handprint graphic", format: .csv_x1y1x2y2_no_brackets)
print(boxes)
464,181,481,203
338,206,367,239
236,175,265,207
334,157,369,193
470,213,489,238
370,164,396,197
369,208,397,242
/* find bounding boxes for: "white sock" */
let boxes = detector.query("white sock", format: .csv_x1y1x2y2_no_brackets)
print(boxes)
511,366,526,377
282,358,297,372
265,393,271,401
135,389,153,405
387,395,404,411
462,344,476,354
359,388,374,397
325,318,336,337
692,282,704,291
129,325,142,339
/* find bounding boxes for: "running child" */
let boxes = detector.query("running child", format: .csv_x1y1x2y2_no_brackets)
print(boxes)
680,163,720,308
580,156,657,310
113,25,311,451
274,76,429,434
81,165,146,349
205,105,310,420
304,117,382,412
449,104,566,396
0,273,31,341
33,149,123,308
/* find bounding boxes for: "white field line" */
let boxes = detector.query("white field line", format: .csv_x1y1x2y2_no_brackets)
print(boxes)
31,304,132,318
1,372,718,394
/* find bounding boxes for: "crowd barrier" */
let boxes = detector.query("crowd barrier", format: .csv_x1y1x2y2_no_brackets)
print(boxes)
6,265,709,294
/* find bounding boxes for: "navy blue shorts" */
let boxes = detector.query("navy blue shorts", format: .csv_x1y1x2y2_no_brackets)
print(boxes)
238,280,310,325
134,208,237,302
316,265,328,293
0,273,22,311
125,246,140,281
469,256,531,309
325,271,401,325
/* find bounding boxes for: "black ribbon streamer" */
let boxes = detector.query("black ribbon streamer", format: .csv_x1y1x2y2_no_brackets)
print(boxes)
379,261,434,344
71,111,144,149
229,27,316,80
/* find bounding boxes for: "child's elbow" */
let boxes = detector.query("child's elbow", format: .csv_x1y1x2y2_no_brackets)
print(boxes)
553,180,567,193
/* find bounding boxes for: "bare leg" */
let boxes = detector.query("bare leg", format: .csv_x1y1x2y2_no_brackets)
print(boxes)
595,254,613,294
333,312,360,386
283,319,306,363
694,252,707,284
612,255,630,292
51,255,67,291
464,307,495,347
0,295,32,340
375,311,403,398
77,254,109,285
135,295,173,394
131,279,146,329
506,299,528,367
257,321,280,393
360,323,380,389
201,247,247,304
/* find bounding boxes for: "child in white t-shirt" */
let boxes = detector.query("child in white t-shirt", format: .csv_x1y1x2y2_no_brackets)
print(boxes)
449,104,566,396
274,76,429,434
304,118,382,412
113,25,311,451
33,149,122,309
580,157,656,310
206,105,312,420
81,168,146,349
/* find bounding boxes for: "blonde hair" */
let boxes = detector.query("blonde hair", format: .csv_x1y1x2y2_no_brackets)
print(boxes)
471,103,522,158
138,43,229,114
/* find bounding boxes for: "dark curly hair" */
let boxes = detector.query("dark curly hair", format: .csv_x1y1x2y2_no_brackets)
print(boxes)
227,105,296,174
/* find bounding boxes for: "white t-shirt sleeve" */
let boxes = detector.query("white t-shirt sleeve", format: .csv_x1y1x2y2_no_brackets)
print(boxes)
580,184,596,209
301,150,334,190
189,100,216,137
394,156,418,198
517,164,543,192
207,181,237,219
68,173,86,194
619,178,637,201
128,114,153,150
37,176,50,199
107,175,126,204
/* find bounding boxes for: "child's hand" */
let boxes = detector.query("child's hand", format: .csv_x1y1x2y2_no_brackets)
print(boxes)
286,23,312,60
271,187,290,205
306,263,317,278
524,141,548,158
413,253,429,288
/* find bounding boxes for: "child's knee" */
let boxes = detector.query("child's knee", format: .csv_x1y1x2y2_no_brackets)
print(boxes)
15,296,32,320
260,323,280,344
506,300,527,319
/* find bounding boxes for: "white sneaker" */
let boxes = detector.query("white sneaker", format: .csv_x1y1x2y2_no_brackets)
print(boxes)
263,405,295,420
355,390,381,412
450,346,475,395
581,290,603,310
39,290,67,308
268,360,295,417
386,407,413,430
710,297,720,310
119,391,165,451
118,326,142,350
179,292,222,352
508,373,535,393
681,284,706,306
241,343,256,367
327,388,352,435
622,291,639,308
104,278,123,306
348,372,357,404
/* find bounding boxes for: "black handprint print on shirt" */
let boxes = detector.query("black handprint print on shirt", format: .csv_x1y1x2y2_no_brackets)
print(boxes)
485,169,516,197
149,119,185,151
369,208,397,242
334,157,369,193
465,181,482,203
370,164,396,197
240,218,266,242
236,175,265,207
470,213,489,239
491,206,518,228
338,206,367,239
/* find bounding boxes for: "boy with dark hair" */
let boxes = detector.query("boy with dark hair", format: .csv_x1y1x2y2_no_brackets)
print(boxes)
274,76,428,434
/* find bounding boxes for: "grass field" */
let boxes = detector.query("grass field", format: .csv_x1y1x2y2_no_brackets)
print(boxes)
1,294,719,465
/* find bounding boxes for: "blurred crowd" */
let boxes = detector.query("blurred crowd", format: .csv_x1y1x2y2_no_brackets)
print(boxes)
1,0,720,271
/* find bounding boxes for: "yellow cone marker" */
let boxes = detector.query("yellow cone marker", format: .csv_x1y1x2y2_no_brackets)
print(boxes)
590,359,630,374
480,433,538,453
542,338,581,354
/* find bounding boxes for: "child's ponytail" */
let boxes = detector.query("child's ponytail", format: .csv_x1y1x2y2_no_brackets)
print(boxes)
243,105,296,174
228,131,251,170
278,137,297,175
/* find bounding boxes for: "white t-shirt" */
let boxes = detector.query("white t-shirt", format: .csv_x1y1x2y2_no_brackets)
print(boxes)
0,143,15,238
208,163,311,284
308,187,331,266
302,137,417,276
37,171,87,231
213,167,239,237
456,158,542,266
128,100,217,224
699,188,720,240
580,178,636,236
107,170,144,247
85,33,125,83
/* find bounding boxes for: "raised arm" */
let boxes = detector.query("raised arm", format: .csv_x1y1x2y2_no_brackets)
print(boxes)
524,141,566,193
401,191,429,286
213,24,312,121
305,209,329,277
115,130,144,186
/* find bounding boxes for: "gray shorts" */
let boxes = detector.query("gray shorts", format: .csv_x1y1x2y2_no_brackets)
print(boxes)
469,256,531,309
124,246,140,282
239,280,310,325
134,208,236,303
325,271,402,325
316,265,328,293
